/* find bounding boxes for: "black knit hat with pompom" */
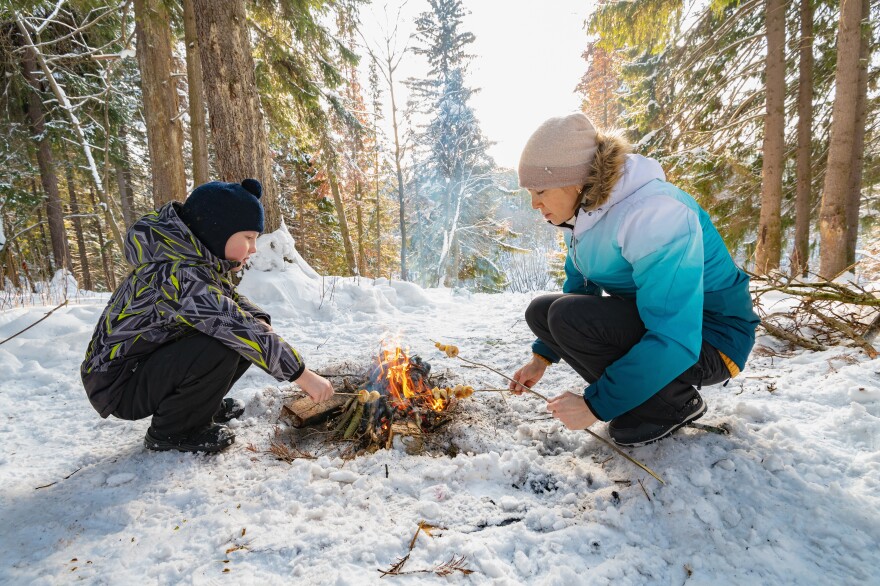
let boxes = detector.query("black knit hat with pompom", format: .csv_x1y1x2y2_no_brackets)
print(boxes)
180,179,264,259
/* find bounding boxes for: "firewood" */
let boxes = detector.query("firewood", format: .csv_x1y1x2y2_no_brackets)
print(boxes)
280,394,349,428
343,403,364,439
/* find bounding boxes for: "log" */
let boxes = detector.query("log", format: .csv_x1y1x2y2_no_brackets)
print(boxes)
281,394,349,428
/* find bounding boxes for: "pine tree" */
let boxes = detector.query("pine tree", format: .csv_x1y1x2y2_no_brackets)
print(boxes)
819,0,864,278
407,0,504,289
755,0,787,275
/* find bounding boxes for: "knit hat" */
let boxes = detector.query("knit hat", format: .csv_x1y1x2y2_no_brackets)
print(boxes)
518,112,599,190
181,179,265,259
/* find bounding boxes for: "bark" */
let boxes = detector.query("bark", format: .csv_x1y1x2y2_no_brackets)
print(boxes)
388,61,407,281
21,46,71,273
88,186,116,291
33,181,50,279
328,170,358,275
374,133,381,277
65,162,94,291
134,0,187,206
115,125,137,227
790,0,814,277
754,0,786,275
845,0,871,266
355,177,366,277
2,218,18,290
819,0,863,278
192,0,281,231
182,0,210,186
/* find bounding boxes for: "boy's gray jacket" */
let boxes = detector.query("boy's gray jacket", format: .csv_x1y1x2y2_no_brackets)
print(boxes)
81,203,305,418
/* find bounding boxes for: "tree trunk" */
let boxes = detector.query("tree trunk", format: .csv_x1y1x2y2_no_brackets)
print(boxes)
791,0,814,278
182,0,210,187
65,162,94,291
328,170,358,275
21,47,71,274
115,125,137,227
845,0,871,266
89,186,116,291
134,0,187,207
387,59,407,281
33,181,50,280
355,177,365,277
819,0,863,278
754,0,786,275
374,134,381,278
192,0,281,231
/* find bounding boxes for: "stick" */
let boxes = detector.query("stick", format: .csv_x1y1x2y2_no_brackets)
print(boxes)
453,356,549,401
802,304,879,358
760,320,827,351
638,478,652,501
583,429,666,485
0,300,68,346
687,421,729,435
437,345,664,484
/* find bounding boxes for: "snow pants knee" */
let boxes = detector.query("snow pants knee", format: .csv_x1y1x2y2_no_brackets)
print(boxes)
524,293,730,422
113,333,251,435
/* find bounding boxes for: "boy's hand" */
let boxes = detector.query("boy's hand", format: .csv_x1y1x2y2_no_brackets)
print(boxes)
256,318,273,332
295,369,334,402
508,356,547,395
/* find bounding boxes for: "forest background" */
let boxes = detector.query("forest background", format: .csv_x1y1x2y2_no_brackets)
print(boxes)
1,0,878,298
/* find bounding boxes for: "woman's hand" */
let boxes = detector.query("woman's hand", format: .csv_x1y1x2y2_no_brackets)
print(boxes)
295,369,334,402
508,356,548,395
546,391,598,430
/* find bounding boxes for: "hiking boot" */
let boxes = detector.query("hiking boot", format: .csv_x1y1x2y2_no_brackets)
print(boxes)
144,423,235,453
609,394,707,447
213,398,245,423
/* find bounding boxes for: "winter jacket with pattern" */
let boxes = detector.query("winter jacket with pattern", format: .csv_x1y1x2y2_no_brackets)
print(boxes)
81,203,305,417
531,154,760,421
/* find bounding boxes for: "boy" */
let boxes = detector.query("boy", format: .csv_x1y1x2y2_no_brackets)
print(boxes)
81,179,333,453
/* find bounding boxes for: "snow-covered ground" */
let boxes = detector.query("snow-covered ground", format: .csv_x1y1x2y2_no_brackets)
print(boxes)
1,233,878,585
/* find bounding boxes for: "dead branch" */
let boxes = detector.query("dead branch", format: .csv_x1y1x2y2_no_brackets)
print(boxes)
802,304,878,358
760,319,827,351
0,300,68,346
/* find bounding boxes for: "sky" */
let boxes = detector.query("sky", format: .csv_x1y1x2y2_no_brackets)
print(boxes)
357,0,597,170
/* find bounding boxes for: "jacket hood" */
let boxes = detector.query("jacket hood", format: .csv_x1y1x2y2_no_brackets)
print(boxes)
125,203,237,272
571,154,666,237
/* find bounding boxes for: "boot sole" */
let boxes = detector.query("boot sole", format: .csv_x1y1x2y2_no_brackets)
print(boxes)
611,400,707,448
144,430,235,453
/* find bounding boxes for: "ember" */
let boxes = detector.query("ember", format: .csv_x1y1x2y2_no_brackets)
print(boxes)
280,340,469,454
348,343,456,449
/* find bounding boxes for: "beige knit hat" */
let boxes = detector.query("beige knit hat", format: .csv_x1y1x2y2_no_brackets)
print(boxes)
518,112,598,190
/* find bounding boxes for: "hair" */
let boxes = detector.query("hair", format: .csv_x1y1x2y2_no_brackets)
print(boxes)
577,131,632,210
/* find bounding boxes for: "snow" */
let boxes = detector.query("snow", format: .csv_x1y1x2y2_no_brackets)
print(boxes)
1,230,879,584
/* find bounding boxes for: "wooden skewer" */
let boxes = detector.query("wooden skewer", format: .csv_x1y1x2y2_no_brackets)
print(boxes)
437,350,666,485
472,389,665,485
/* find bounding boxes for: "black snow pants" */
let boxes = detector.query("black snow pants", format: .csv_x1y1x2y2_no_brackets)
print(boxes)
525,294,731,422
113,333,251,435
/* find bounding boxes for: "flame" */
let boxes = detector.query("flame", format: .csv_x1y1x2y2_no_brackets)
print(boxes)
375,336,446,413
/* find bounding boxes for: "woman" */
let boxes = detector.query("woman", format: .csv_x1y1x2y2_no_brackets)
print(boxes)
510,112,759,446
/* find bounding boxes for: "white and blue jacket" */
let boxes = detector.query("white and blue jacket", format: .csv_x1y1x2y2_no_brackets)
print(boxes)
532,155,760,421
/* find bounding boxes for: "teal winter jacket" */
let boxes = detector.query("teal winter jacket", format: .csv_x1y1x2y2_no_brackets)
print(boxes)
531,155,759,421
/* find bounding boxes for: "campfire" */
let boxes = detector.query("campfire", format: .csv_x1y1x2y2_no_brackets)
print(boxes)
281,340,471,454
